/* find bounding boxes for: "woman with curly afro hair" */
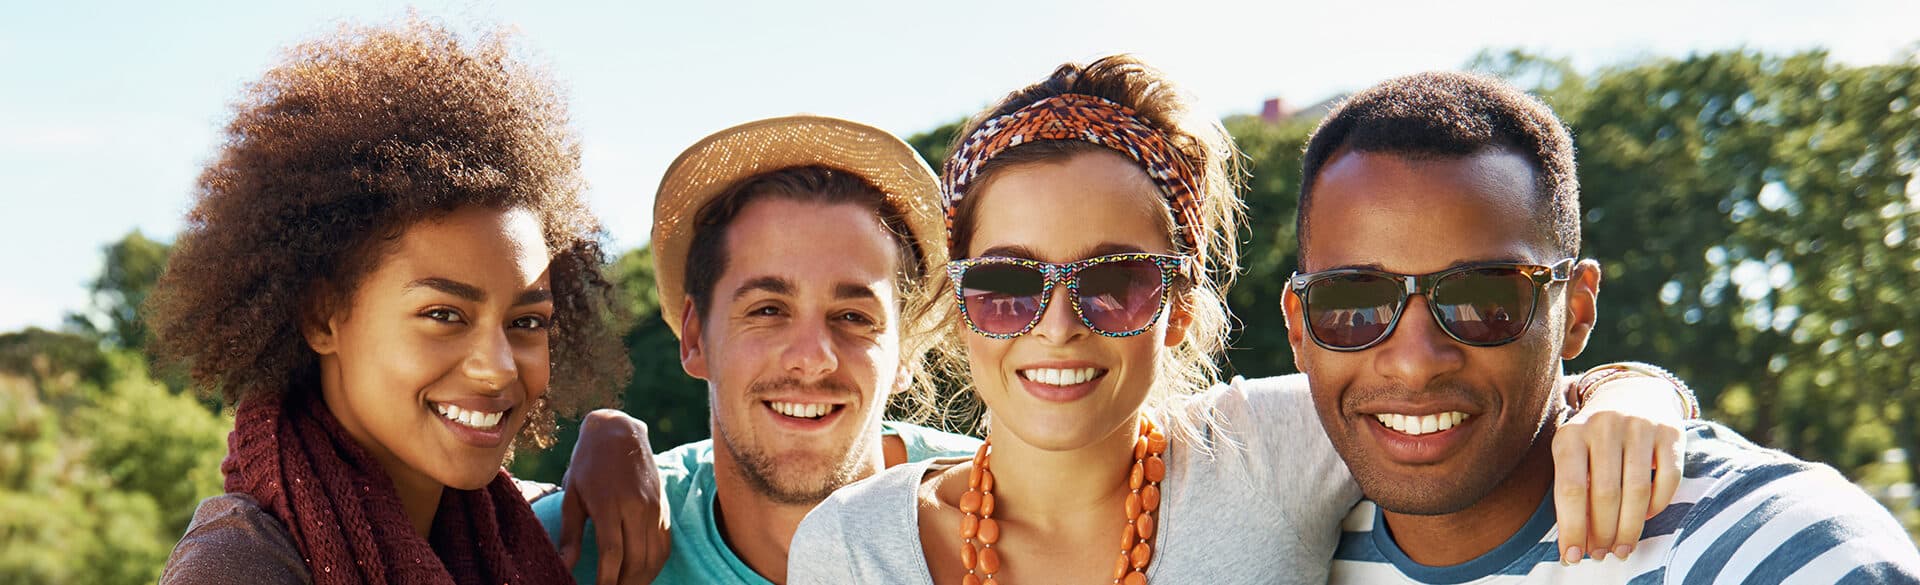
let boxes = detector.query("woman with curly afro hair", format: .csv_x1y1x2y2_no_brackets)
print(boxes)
154,17,629,585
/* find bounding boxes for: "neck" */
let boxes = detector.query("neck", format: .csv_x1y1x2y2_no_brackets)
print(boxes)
317,365,443,539
984,412,1139,534
1380,416,1559,566
709,424,888,585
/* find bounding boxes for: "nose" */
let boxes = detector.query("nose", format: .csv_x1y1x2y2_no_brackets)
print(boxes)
1028,281,1089,345
1371,295,1466,388
464,327,518,393
781,316,840,382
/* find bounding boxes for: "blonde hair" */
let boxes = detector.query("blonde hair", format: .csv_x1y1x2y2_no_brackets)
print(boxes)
903,55,1246,446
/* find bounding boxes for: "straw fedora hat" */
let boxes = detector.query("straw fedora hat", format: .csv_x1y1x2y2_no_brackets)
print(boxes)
651,115,944,338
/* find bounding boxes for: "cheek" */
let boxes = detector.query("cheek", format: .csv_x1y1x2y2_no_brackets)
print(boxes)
343,322,453,391
517,335,552,398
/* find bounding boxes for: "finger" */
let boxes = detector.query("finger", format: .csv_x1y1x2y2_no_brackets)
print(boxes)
559,489,586,568
594,505,626,585
1649,425,1684,519
1612,421,1656,560
1551,428,1591,564
1585,420,1624,561
618,502,654,585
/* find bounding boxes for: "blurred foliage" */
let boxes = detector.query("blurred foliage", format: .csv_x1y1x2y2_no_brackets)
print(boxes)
0,333,227,585
3,47,1915,581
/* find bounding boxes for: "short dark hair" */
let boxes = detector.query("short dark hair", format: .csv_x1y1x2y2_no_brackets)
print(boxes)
1298,72,1580,258
682,165,923,322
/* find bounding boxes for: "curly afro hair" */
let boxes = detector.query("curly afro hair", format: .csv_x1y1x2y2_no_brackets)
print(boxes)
146,18,630,452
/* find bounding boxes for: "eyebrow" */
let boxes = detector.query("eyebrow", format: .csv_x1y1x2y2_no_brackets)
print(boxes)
406,278,552,306
406,277,484,302
976,242,1151,261
732,276,794,300
835,283,883,303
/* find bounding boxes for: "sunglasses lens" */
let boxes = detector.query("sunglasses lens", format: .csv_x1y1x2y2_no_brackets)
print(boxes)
1432,268,1535,344
1305,274,1402,348
960,263,1046,335
1075,259,1167,334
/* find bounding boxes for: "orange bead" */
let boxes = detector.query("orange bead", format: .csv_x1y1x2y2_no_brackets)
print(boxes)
961,513,979,539
1136,512,1156,539
1141,484,1161,512
981,469,996,491
962,541,977,569
1123,570,1148,585
960,491,982,514
1133,436,1148,459
963,574,982,585
1146,429,1167,454
1130,461,1144,489
1130,542,1152,569
1125,492,1142,518
978,518,1001,544
979,546,1002,573
969,464,983,489
1113,553,1131,579
981,492,996,517
1144,455,1165,482
1119,527,1136,551
983,577,999,585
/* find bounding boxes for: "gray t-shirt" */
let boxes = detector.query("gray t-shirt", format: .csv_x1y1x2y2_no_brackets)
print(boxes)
788,374,1362,584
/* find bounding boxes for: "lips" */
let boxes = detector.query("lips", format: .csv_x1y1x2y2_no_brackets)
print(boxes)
1373,411,1470,436
1018,367,1102,386
427,397,518,449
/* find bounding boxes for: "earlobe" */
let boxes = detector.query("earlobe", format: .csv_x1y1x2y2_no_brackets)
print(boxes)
1162,296,1194,348
1559,260,1603,359
679,298,710,380
1282,288,1307,356
301,302,339,356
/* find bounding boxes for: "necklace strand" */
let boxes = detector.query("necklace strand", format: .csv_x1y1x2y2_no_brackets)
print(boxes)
958,417,1168,585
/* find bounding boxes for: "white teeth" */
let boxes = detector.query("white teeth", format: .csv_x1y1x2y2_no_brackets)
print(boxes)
1373,411,1469,436
435,403,506,430
769,401,833,419
1019,367,1100,386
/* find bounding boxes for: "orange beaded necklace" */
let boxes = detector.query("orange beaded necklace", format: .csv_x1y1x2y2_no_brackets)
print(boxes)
958,417,1169,585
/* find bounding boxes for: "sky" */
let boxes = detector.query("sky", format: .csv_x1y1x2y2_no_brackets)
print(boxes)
3,0,1917,333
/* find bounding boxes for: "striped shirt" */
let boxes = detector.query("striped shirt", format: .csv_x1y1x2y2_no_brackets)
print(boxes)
1331,421,1920,584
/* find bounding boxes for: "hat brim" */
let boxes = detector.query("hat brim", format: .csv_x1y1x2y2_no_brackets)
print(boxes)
651,115,944,338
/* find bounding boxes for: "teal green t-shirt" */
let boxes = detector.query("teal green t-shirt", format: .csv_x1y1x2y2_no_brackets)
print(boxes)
531,421,979,585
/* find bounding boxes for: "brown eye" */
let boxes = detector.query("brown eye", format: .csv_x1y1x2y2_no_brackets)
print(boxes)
511,315,549,330
425,308,466,323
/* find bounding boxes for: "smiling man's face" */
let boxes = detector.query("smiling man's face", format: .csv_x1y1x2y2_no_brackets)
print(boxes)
680,197,904,505
1286,146,1594,516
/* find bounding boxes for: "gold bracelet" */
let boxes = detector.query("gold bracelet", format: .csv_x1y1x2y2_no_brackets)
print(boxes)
1570,362,1701,419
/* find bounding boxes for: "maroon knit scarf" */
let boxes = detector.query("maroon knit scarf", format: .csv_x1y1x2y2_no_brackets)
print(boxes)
222,392,574,585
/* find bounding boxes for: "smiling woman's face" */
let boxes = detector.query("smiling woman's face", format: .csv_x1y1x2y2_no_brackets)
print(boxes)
307,205,554,491
962,149,1188,452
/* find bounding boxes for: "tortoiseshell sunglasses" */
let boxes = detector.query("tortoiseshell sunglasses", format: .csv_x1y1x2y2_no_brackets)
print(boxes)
948,253,1191,339
1288,258,1577,351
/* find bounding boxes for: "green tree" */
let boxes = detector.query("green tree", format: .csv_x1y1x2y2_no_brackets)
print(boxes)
66,230,171,352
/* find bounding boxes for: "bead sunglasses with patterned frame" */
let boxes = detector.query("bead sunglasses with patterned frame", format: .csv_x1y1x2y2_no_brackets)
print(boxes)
949,253,1191,339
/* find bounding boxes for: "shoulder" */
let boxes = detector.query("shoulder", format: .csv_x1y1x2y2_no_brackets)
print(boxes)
883,421,983,461
793,459,952,580
1661,422,1920,581
162,494,311,585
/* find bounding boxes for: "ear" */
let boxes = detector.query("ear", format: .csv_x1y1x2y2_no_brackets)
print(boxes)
1162,294,1194,348
679,297,711,380
300,291,342,356
1558,259,1602,359
891,362,913,397
1282,286,1309,372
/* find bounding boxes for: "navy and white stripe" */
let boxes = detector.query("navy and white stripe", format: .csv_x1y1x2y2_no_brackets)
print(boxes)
1330,421,1920,584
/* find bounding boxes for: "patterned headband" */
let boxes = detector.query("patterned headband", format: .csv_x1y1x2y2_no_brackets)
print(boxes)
942,94,1202,257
